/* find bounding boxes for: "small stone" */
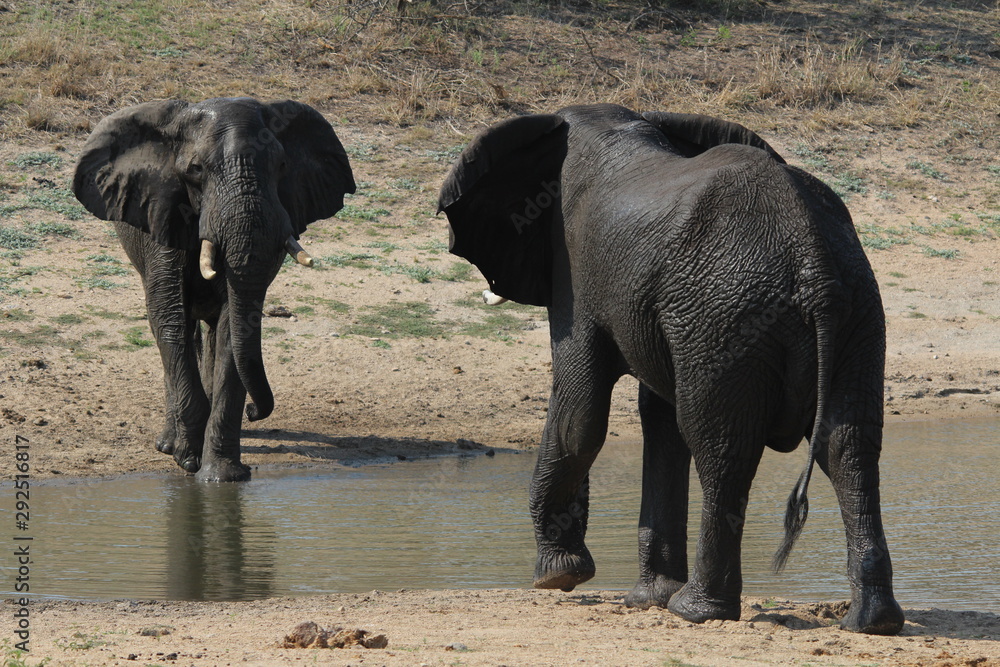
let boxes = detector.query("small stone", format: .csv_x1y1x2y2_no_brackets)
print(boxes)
452,366,463,374
33,417,48,426
444,642,469,652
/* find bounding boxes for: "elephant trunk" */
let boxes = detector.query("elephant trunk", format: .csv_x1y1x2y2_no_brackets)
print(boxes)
226,270,274,422
228,280,274,421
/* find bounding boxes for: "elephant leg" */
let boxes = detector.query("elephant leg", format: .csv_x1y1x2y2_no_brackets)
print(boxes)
820,420,904,635
144,261,209,473
530,341,617,592
155,373,179,456
667,435,764,623
624,384,691,609
196,309,251,482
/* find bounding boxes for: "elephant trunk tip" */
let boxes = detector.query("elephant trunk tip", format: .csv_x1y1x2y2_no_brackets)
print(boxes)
245,401,272,422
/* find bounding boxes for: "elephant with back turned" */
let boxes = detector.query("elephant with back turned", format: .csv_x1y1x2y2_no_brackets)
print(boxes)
74,97,355,482
439,104,904,635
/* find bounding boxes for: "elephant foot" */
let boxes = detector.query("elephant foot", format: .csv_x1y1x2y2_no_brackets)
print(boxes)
155,432,175,455
155,425,203,474
667,582,741,623
840,592,904,635
533,547,595,592
624,575,686,610
195,458,251,483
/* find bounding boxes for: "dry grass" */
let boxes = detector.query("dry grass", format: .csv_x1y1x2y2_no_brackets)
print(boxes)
0,0,997,147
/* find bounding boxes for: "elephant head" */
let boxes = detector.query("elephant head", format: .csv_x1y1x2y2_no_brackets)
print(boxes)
74,97,355,422
438,106,783,307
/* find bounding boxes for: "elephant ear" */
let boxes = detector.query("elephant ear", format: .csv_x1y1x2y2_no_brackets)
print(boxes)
439,114,568,307
265,100,356,237
73,100,195,249
641,112,786,163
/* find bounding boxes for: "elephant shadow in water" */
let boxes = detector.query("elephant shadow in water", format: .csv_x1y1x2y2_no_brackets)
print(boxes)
165,478,276,601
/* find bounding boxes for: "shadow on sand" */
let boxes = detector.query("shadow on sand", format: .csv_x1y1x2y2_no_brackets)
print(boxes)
240,428,511,464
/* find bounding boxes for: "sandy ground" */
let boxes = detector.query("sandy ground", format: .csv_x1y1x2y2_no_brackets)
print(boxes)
5,590,1000,666
2,121,1000,665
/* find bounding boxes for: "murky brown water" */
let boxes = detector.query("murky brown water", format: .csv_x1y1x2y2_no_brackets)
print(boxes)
4,419,999,610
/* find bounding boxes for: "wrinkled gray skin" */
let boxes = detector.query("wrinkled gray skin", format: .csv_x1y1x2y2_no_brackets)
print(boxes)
74,97,355,482
439,104,904,635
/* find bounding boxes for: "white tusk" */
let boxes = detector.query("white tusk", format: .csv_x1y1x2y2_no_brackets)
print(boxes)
483,289,508,306
285,236,313,267
199,239,217,280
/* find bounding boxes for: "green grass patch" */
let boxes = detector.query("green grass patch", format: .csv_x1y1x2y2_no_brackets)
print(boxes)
0,324,63,347
461,312,522,341
345,142,378,160
364,240,400,253
423,144,466,162
50,313,86,325
861,236,906,250
316,252,378,269
92,263,129,277
441,262,474,282
25,190,87,221
906,159,946,180
80,276,126,290
830,172,868,198
346,301,445,339
336,204,390,222
83,305,143,320
790,144,832,172
298,296,351,313
0,225,38,249
416,240,448,254
28,219,79,235
9,152,62,170
86,253,120,263
389,177,420,191
123,325,154,348
922,246,959,259
2,308,33,321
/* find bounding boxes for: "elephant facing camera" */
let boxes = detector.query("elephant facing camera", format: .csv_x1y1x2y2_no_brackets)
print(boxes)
439,103,904,635
73,97,356,482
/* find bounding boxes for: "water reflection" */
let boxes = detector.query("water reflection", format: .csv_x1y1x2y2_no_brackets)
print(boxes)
2,419,998,610
164,480,275,601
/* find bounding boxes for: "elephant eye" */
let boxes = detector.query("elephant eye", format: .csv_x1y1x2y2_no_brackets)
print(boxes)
185,162,203,179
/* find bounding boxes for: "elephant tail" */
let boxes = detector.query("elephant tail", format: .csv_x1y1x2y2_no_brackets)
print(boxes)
772,314,834,573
